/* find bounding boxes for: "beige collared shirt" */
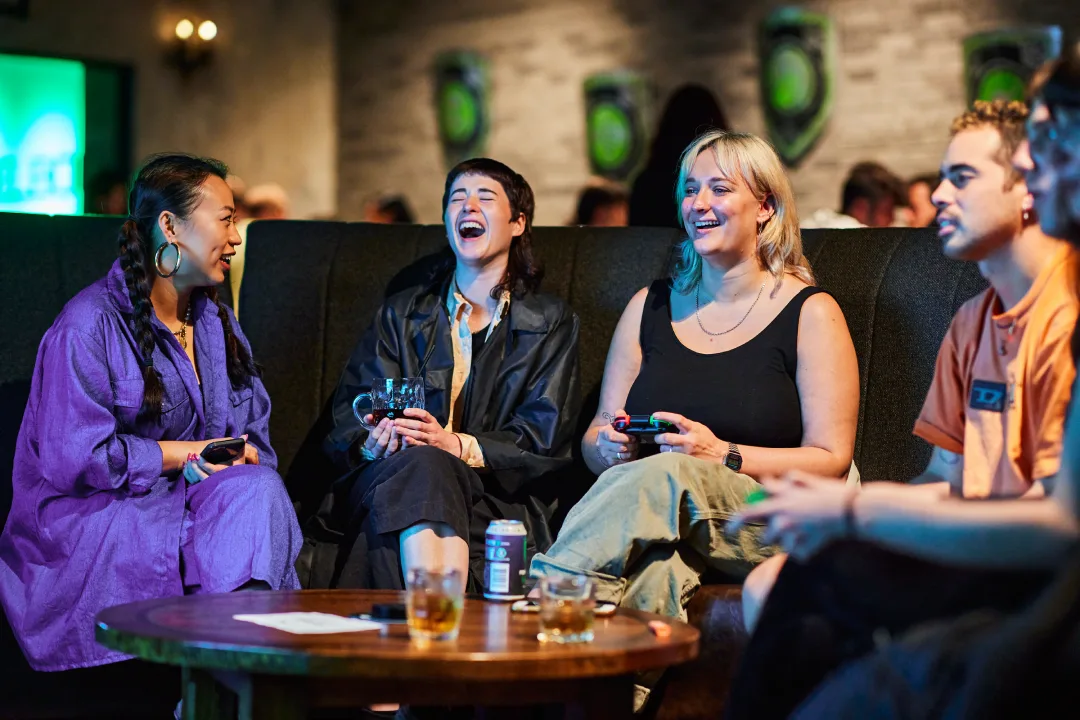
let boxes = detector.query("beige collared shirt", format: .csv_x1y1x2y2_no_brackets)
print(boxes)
446,282,511,468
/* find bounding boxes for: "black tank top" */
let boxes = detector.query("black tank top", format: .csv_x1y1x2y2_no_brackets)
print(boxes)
624,280,824,450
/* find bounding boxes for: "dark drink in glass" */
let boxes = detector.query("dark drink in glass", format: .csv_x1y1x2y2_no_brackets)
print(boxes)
352,378,425,428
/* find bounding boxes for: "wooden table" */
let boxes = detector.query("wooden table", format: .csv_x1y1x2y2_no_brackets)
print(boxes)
95,590,699,719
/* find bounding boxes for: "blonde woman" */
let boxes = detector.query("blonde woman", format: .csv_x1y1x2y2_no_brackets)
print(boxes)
530,131,859,623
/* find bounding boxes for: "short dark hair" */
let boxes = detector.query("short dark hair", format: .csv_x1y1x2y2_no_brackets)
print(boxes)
442,157,543,298
376,196,415,224
841,161,907,214
574,185,628,225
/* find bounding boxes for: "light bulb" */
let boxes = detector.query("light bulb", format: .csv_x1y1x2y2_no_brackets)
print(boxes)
197,20,217,41
175,19,194,40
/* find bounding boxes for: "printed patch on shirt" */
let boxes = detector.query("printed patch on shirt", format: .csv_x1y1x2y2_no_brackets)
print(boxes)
969,380,1007,412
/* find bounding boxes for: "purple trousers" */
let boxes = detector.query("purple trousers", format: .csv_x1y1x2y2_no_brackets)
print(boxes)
179,464,302,594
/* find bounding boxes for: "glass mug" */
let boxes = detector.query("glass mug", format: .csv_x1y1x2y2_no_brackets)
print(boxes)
405,568,465,643
537,574,596,644
352,377,425,429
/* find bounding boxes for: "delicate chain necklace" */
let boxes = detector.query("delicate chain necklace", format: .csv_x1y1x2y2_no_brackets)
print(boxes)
172,304,193,350
694,280,766,337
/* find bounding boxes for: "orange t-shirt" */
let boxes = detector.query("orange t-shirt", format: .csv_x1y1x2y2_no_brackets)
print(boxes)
914,246,1078,498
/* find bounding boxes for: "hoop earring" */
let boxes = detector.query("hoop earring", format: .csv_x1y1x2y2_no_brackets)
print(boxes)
154,242,182,278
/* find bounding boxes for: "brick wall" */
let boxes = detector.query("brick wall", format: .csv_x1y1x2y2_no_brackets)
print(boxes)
338,0,1080,225
2,0,337,219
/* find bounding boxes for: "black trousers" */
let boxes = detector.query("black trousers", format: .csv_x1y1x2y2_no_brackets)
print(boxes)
724,540,1053,720
332,445,500,591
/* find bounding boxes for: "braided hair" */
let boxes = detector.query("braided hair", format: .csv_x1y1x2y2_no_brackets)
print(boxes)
119,153,260,424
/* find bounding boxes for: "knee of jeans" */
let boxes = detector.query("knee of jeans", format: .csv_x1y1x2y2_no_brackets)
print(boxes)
601,453,691,495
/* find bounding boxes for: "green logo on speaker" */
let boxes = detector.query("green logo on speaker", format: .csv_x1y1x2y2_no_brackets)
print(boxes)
588,102,632,171
767,44,817,114
584,71,648,181
759,8,836,167
434,51,490,167
963,27,1061,106
440,80,479,145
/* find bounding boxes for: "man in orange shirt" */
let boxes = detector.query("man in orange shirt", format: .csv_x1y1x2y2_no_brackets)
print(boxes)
724,99,1079,720
915,105,1076,502
740,99,1077,625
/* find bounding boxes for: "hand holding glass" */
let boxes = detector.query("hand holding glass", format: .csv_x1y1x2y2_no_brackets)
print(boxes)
353,377,425,429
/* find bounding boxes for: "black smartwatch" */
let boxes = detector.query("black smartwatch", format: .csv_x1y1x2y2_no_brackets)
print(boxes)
723,442,743,472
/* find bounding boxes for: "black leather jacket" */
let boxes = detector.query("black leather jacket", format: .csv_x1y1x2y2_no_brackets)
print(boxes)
324,256,581,548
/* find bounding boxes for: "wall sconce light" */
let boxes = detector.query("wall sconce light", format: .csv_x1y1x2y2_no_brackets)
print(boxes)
166,17,217,78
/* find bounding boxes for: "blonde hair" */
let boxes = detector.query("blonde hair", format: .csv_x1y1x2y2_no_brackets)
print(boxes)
671,130,813,294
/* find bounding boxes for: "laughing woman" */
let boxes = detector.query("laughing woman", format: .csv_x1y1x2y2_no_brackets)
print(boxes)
0,154,302,672
530,131,860,629
323,158,581,592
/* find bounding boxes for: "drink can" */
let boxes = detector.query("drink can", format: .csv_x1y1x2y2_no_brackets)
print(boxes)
483,519,527,600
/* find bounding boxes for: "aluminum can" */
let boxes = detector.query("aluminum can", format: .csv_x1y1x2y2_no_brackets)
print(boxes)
483,519,527,600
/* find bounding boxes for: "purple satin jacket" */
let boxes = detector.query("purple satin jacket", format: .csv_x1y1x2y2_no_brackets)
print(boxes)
0,260,279,670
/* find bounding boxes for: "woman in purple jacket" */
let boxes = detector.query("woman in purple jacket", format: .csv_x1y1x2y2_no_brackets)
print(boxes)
0,153,302,672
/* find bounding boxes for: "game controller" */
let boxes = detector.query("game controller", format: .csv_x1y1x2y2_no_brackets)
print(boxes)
610,413,676,443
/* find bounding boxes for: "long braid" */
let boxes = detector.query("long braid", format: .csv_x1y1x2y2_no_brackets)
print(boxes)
204,286,261,386
118,152,234,421
118,218,165,423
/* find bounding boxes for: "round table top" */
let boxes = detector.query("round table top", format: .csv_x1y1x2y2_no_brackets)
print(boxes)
95,590,699,680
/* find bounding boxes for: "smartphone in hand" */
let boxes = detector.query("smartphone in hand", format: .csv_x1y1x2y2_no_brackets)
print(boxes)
200,437,246,464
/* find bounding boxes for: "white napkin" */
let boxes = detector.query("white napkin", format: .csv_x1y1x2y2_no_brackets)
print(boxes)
232,612,382,634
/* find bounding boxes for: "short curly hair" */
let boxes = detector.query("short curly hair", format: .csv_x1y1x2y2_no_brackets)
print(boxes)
950,99,1029,187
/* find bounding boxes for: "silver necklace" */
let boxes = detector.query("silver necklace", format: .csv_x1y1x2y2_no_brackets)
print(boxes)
694,281,766,337
172,304,193,349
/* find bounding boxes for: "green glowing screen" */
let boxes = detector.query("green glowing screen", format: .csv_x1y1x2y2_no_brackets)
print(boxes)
0,54,86,214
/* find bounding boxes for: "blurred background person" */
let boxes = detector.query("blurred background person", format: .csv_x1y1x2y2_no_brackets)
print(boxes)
802,161,908,229
226,174,250,222
363,195,416,224
572,181,629,226
629,83,730,228
87,170,128,216
230,182,290,319
244,182,290,220
907,171,941,227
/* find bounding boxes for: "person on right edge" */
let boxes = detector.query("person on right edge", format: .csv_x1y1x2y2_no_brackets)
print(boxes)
726,96,1080,720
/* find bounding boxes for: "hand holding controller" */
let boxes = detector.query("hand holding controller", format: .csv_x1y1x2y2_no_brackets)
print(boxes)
610,413,676,443
594,410,640,468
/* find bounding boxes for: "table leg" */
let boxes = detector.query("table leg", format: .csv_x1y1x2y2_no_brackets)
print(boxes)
565,675,634,720
183,667,233,720
237,675,307,720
